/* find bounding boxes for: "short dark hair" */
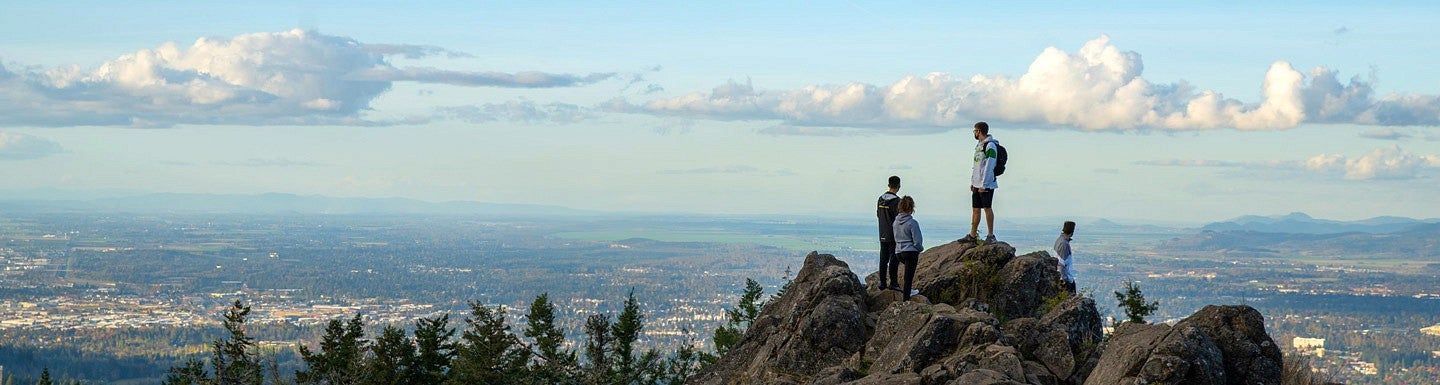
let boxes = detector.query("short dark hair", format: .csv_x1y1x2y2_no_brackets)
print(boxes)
888,175,901,189
1062,221,1076,235
974,121,990,135
898,196,915,213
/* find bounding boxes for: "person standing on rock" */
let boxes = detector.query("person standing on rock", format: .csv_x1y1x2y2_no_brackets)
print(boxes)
876,176,903,291
960,121,1001,244
1054,221,1077,293
893,196,924,300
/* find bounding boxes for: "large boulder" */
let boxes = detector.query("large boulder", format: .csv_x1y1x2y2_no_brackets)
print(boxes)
991,251,1064,319
880,241,1063,319
1084,305,1281,385
1040,296,1106,384
1173,305,1283,385
864,302,969,375
687,252,868,385
1083,322,1227,385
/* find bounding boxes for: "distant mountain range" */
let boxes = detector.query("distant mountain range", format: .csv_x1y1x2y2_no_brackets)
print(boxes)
1166,213,1440,259
0,192,593,217
1201,212,1439,234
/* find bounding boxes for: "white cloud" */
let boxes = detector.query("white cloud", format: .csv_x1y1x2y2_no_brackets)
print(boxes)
0,132,62,160
1140,145,1440,180
0,29,614,128
1305,146,1440,180
615,35,1440,133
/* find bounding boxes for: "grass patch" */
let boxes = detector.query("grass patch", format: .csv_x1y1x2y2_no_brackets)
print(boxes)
934,259,1003,306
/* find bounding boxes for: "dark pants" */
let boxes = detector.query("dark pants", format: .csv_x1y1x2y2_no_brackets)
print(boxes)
879,242,895,287
1063,280,1076,293
894,251,919,300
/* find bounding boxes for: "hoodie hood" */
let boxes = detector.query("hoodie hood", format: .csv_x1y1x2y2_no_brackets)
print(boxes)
895,212,913,226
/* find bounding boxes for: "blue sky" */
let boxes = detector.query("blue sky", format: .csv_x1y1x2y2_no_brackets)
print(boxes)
1,1,1438,223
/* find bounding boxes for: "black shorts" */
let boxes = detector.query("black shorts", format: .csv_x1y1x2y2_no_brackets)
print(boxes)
971,188,995,209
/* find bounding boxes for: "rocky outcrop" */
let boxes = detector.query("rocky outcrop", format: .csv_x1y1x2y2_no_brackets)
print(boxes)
688,252,868,385
692,241,1288,385
866,241,1063,319
1174,305,1283,385
1084,305,1282,385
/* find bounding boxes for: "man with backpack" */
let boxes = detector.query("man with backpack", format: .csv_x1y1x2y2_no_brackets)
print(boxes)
876,176,902,290
960,121,1004,243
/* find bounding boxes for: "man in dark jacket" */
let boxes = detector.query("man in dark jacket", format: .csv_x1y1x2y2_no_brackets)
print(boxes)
877,176,902,290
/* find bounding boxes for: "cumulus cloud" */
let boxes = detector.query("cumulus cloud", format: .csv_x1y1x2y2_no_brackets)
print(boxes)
0,29,614,128
1304,146,1440,180
1358,129,1412,140
437,100,595,124
1139,145,1440,180
0,132,62,160
614,35,1440,133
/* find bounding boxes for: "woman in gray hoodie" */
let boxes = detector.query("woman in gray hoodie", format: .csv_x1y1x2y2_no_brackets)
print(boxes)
892,196,924,300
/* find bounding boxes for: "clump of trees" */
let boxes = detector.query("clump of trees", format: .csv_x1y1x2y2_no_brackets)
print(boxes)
160,282,774,385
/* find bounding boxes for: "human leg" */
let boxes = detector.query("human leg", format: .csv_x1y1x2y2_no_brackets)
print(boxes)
900,251,918,300
888,251,902,290
968,189,982,238
879,242,895,288
984,207,995,237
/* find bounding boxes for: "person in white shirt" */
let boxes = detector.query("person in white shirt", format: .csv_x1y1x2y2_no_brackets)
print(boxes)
1054,221,1076,293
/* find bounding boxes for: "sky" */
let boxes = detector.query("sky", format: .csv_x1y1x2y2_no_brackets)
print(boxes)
1,1,1438,223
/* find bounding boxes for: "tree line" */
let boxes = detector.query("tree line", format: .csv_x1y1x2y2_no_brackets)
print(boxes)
158,279,774,385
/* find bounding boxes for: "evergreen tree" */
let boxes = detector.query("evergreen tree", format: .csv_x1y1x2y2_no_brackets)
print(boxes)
296,314,367,385
769,267,793,303
704,278,766,364
35,368,51,385
166,300,264,385
409,314,455,385
362,325,414,385
658,328,702,385
214,300,264,385
581,314,614,384
611,290,662,384
1114,280,1161,324
524,293,577,384
162,358,208,385
611,290,643,380
446,302,528,384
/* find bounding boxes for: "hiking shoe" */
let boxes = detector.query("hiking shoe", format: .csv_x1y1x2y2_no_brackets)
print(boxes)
985,234,997,243
958,234,979,243
888,285,902,292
